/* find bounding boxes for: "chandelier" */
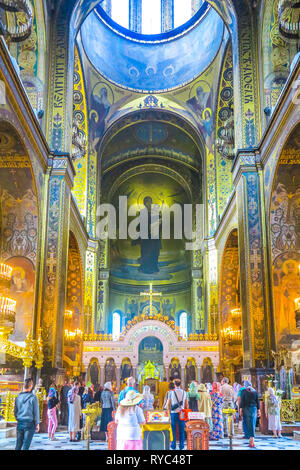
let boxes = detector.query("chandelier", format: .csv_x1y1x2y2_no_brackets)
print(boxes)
221,326,242,345
64,328,83,342
0,261,16,337
64,309,73,319
231,308,241,319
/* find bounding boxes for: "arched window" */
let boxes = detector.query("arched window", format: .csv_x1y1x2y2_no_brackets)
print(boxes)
174,0,192,28
112,311,121,341
179,312,188,338
142,0,161,34
111,0,129,29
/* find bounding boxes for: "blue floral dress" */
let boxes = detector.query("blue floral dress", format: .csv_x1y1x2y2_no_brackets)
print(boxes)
210,392,224,440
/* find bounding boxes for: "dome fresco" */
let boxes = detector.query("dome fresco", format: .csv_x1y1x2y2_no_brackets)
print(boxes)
80,4,225,93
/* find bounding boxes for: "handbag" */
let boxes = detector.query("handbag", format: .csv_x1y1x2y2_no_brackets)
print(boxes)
179,408,191,421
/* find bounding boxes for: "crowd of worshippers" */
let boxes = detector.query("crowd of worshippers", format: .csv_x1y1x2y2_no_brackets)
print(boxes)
13,375,283,450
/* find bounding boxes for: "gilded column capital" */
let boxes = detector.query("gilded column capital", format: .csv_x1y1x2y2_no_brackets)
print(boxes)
232,149,261,186
50,152,76,189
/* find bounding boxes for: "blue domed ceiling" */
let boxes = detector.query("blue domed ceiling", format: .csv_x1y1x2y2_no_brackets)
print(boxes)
80,3,225,93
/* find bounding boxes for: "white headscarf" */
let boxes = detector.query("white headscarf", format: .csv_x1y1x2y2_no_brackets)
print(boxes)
104,381,112,391
143,385,151,396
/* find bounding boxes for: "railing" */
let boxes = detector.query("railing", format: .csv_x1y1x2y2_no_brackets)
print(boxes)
0,390,45,423
280,398,300,422
0,392,17,422
82,403,102,450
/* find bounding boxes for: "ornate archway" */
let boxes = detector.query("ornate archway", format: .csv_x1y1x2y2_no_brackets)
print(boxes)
219,228,242,382
269,122,300,351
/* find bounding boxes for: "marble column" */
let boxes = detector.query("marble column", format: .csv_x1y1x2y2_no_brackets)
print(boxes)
197,366,201,384
232,150,275,371
41,154,75,369
116,365,121,392
100,366,104,387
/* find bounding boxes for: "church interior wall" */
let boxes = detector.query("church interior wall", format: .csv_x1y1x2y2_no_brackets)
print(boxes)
1,0,300,395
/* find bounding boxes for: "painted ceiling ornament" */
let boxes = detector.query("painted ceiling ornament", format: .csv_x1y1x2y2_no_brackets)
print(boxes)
216,107,235,161
278,0,300,42
72,115,87,161
0,0,33,42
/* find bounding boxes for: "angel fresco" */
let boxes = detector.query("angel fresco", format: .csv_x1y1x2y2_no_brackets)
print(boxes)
162,298,176,318
186,84,214,152
89,83,133,152
125,298,138,319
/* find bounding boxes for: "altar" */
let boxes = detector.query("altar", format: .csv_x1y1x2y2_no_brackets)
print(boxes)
137,360,161,395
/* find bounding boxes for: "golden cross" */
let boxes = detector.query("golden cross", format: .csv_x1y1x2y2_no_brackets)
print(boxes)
140,283,162,316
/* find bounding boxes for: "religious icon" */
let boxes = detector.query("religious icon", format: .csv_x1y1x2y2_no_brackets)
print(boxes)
186,359,196,384
121,361,133,381
131,196,163,274
125,298,138,319
162,298,176,318
186,82,214,152
105,358,116,383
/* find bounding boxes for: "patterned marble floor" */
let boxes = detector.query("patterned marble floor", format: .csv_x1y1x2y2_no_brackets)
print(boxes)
0,430,300,451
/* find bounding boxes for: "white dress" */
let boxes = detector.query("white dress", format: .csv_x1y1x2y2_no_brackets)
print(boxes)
68,394,81,432
115,406,145,449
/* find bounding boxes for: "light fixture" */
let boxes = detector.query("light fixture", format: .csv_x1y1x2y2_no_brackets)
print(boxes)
64,328,83,342
64,309,73,319
231,308,241,318
221,326,242,345
0,261,16,337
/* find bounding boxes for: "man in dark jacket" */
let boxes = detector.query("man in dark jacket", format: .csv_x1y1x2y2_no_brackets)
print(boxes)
60,380,71,425
14,378,40,450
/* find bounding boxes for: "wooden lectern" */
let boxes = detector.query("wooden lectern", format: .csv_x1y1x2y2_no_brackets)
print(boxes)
185,420,209,450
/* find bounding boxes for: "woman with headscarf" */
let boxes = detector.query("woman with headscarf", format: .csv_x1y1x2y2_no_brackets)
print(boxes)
115,390,145,450
198,384,213,431
187,382,200,411
100,382,116,440
239,380,260,448
210,382,224,440
233,382,241,425
67,383,82,442
266,387,282,438
47,387,59,440
142,385,154,411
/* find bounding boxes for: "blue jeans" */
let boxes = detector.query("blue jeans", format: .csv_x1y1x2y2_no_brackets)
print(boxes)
243,406,257,439
171,413,185,450
15,421,36,450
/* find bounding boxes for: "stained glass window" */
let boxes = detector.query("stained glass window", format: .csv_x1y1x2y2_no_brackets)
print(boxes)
112,311,121,341
179,311,188,338
111,0,129,29
174,0,192,28
142,0,162,34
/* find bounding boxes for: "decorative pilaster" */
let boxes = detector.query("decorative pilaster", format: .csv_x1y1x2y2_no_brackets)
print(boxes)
42,154,75,369
46,3,76,154
191,250,204,333
204,239,218,335
232,0,262,149
161,0,174,32
232,151,274,370
84,241,98,335
129,0,142,33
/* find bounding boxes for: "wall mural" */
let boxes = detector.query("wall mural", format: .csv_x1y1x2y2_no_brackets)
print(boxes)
216,42,234,220
72,47,88,218
64,232,83,364
109,173,190,285
80,6,224,93
0,122,38,343
262,0,297,113
270,125,300,346
8,0,46,113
